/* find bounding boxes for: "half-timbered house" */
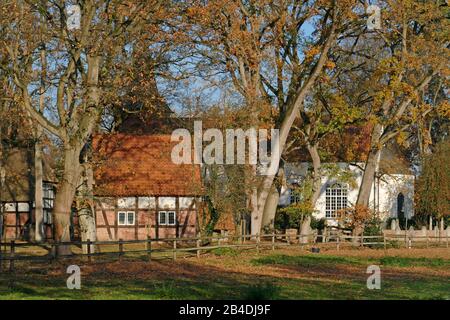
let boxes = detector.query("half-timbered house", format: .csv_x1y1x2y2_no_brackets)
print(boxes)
92,134,203,240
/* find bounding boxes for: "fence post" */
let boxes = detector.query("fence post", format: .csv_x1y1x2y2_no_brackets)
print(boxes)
286,232,290,246
337,235,340,251
146,236,152,262
119,239,123,262
256,233,260,255
426,236,429,248
196,237,201,258
51,243,56,261
383,235,387,252
271,234,275,251
360,234,364,248
9,240,15,272
447,235,449,249
87,239,92,263
173,239,177,261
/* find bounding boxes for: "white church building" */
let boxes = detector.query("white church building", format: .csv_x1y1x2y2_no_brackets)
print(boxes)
278,146,415,226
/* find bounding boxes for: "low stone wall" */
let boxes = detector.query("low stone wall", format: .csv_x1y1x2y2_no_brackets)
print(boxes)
383,226,450,241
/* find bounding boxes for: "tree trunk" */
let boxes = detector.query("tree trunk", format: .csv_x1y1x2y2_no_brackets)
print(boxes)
53,146,82,256
356,124,383,207
260,162,285,233
261,184,279,231
250,165,260,235
35,4,47,243
77,163,97,254
0,146,5,240
307,143,322,207
300,215,312,244
34,137,44,242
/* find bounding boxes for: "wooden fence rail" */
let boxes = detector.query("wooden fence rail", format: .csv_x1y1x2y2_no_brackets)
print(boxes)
0,232,448,272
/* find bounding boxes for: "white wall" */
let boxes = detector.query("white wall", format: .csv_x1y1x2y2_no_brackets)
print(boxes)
280,162,415,225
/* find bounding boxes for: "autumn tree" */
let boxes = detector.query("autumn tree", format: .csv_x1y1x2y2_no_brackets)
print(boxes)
416,138,450,231
184,0,360,234
0,0,171,254
347,1,450,208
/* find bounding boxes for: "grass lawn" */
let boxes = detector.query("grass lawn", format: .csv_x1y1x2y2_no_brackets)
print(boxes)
0,247,449,300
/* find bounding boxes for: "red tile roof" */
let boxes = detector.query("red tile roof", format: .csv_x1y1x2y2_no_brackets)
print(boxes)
92,134,202,197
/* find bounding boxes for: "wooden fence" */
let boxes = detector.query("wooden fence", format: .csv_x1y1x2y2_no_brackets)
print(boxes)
0,232,448,272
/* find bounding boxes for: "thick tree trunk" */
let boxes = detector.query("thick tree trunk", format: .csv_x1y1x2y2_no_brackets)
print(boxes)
307,143,322,207
250,165,260,235
253,174,276,235
356,124,383,207
53,146,82,256
35,11,46,242
261,184,279,231
300,215,312,244
77,163,97,254
0,146,5,240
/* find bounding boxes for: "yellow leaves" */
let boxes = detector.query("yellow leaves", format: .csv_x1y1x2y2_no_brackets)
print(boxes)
437,101,450,119
324,60,335,70
304,47,320,62
396,131,408,148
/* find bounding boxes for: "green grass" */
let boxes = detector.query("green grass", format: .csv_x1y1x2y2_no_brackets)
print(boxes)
210,247,240,257
252,254,363,267
1,251,449,300
377,256,449,267
252,254,450,268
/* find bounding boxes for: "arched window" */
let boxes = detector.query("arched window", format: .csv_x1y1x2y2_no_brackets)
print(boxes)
325,183,348,218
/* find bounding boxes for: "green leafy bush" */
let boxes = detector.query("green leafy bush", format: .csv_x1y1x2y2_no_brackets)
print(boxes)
310,217,326,230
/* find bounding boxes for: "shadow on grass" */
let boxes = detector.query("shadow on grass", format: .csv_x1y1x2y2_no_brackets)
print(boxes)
1,253,449,300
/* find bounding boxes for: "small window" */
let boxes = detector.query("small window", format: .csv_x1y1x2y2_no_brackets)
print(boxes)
118,211,135,226
167,211,176,225
159,211,167,225
127,211,135,225
159,211,176,226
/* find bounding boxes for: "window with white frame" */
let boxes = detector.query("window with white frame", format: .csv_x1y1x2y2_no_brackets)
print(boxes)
325,183,348,218
158,211,176,226
118,211,135,226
